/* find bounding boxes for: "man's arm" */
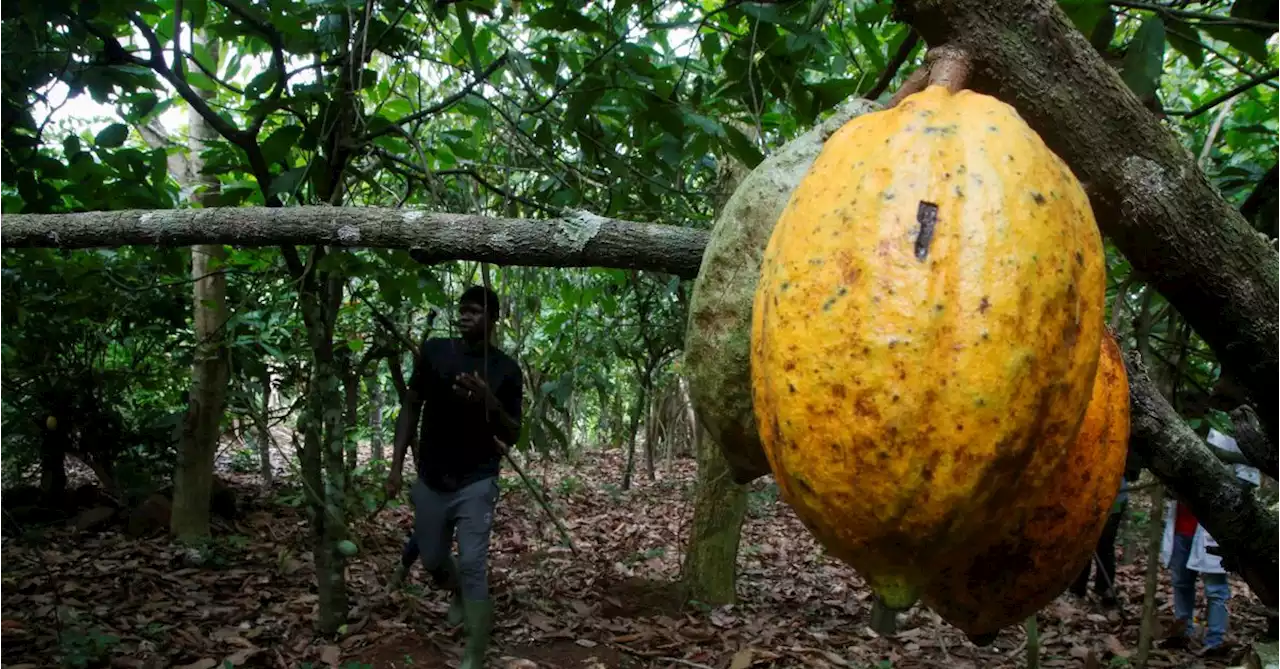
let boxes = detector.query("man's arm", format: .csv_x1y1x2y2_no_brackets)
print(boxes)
490,365,524,448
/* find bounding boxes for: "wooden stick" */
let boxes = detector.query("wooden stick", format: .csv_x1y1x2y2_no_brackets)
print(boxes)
1135,485,1165,667
497,437,579,555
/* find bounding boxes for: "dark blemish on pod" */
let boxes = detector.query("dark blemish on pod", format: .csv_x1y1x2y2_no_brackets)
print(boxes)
979,296,991,313
788,383,797,394
809,258,824,265
784,360,796,371
957,165,966,175
1075,251,1084,266
781,281,791,291
956,423,964,432
883,191,896,201
892,394,900,403
1031,191,1046,205
975,398,987,407
954,185,965,198
943,172,952,180
914,201,939,261
862,347,870,355
987,125,999,132
832,384,847,399
935,304,945,312
823,297,837,311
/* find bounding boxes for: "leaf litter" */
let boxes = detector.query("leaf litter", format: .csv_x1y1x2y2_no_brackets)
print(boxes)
1,450,1271,669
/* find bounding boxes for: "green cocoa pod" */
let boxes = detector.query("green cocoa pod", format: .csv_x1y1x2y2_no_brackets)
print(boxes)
684,97,882,484
337,539,359,557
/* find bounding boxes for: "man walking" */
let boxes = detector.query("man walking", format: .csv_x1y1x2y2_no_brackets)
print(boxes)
386,285,524,669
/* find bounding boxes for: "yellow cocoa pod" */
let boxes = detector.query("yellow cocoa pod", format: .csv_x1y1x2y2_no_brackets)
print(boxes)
750,85,1106,613
923,331,1130,640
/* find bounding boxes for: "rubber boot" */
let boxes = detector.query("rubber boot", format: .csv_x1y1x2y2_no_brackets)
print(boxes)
458,599,493,669
431,558,464,627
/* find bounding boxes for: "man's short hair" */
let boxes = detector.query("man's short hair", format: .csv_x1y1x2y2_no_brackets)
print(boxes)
459,285,501,319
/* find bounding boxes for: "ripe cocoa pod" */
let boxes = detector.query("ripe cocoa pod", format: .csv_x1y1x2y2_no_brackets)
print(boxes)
751,85,1107,613
684,96,882,484
923,332,1130,639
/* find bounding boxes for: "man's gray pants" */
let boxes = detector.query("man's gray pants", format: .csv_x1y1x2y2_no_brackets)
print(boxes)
410,476,499,601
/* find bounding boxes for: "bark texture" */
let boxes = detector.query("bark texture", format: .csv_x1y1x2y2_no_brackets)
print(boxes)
682,425,748,605
1228,404,1277,479
1123,350,1277,609
893,0,1280,441
170,34,230,541
3,207,710,279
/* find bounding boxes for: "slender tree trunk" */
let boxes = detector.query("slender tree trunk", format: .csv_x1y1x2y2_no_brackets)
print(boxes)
343,365,360,471
369,370,384,463
681,425,748,605
623,376,647,491
258,373,274,486
644,390,659,481
170,33,230,541
1135,485,1165,668
40,426,68,504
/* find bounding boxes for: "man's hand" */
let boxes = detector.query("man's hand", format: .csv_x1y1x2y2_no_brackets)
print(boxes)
454,372,498,409
385,468,403,500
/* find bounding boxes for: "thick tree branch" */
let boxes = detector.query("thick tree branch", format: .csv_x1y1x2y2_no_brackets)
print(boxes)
1,207,710,278
893,0,1280,443
1123,350,1277,608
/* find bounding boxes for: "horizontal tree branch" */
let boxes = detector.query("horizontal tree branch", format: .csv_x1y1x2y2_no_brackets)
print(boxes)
895,0,1280,445
1124,349,1277,609
0,207,711,279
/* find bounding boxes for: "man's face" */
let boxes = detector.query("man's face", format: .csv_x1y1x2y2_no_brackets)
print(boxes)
457,301,490,340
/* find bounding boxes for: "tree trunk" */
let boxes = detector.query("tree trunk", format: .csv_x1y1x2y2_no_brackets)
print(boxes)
644,390,659,481
623,377,647,491
3,207,709,279
170,33,230,541
298,266,349,635
369,369,384,463
40,426,67,504
257,373,274,486
893,0,1279,442
681,425,748,605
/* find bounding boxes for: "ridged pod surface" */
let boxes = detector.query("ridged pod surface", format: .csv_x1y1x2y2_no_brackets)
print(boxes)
685,97,882,484
750,85,1107,609
922,332,1130,638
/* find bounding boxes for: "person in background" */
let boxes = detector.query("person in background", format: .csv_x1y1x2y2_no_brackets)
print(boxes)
1159,426,1260,657
385,285,524,669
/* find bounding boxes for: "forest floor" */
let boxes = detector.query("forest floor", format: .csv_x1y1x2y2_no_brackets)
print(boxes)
0,446,1273,669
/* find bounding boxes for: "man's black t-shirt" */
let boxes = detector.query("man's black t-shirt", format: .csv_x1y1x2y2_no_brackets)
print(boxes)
410,337,523,492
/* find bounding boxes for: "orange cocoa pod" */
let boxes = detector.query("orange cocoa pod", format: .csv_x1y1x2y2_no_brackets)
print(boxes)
922,331,1131,639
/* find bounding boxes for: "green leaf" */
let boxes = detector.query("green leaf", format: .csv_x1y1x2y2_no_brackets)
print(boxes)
1090,7,1117,52
268,166,308,198
1201,25,1271,64
261,126,304,165
1165,18,1204,68
1230,0,1278,36
722,124,764,170
1059,0,1108,38
95,123,129,148
1120,16,1166,101
853,22,885,72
